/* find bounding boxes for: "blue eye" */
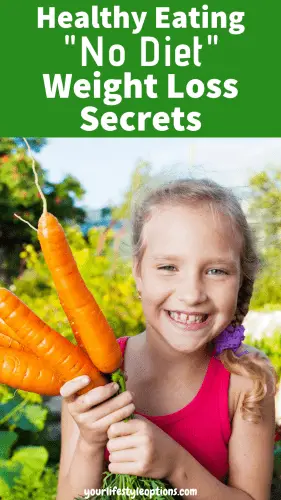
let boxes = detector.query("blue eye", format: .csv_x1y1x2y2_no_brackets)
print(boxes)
158,265,177,272
208,269,227,275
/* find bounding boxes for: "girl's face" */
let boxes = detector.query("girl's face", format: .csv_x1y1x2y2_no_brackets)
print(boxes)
133,203,243,353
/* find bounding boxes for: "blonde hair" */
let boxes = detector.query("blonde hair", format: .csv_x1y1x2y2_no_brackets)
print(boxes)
130,176,278,423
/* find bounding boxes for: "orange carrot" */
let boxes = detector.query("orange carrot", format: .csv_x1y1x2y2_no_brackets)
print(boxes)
0,319,31,353
37,212,122,374
0,332,30,352
60,300,87,354
0,346,62,395
0,288,107,394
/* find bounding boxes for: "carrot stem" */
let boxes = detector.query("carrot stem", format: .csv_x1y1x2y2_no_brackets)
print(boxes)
111,368,134,423
14,214,38,232
111,368,126,393
22,137,47,215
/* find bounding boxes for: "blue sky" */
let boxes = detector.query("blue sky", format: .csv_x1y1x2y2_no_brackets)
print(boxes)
34,138,281,210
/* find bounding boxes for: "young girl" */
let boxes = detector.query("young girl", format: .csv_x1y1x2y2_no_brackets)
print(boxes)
57,177,277,500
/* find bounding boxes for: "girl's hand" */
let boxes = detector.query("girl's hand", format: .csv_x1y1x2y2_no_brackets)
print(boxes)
60,376,135,449
107,415,181,480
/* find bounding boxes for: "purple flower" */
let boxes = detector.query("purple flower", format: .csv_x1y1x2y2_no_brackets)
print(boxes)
214,324,249,357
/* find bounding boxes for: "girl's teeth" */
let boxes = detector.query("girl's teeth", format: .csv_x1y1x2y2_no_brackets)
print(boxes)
169,311,205,324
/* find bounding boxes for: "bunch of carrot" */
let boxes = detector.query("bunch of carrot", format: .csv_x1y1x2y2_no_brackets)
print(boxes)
0,140,175,500
0,141,122,397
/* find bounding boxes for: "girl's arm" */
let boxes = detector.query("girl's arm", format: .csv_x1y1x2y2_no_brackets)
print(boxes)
56,399,106,500
168,374,275,500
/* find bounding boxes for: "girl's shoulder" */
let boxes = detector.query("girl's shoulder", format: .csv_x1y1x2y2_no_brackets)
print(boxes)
229,343,275,417
226,345,276,498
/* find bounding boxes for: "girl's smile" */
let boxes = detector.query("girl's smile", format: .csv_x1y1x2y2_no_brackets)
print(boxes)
165,309,211,331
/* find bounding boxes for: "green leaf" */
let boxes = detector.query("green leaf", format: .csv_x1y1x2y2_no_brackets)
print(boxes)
0,385,16,404
0,459,22,488
0,400,48,432
0,476,11,496
274,447,281,476
0,393,22,420
0,431,18,459
21,404,48,431
11,446,49,480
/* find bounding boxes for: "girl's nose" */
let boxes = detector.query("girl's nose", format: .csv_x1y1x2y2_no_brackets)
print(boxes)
177,278,207,305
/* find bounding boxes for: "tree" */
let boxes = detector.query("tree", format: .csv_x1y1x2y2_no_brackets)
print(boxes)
248,167,281,246
0,138,86,283
112,160,152,221
248,167,281,309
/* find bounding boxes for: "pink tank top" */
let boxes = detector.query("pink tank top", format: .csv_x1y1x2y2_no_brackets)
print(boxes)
104,336,231,481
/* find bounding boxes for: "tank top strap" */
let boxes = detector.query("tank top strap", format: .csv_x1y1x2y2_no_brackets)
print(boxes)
203,354,231,444
116,335,129,370
217,358,232,444
210,346,231,442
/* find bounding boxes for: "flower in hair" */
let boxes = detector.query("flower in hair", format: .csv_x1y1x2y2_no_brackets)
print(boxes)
214,324,249,357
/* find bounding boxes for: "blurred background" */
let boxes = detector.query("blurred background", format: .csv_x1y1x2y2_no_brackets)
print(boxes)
0,137,280,499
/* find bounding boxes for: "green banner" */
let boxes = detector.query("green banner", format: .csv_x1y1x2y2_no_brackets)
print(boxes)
0,0,280,136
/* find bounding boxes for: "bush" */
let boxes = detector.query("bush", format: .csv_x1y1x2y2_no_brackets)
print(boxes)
0,388,58,498
245,330,281,379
